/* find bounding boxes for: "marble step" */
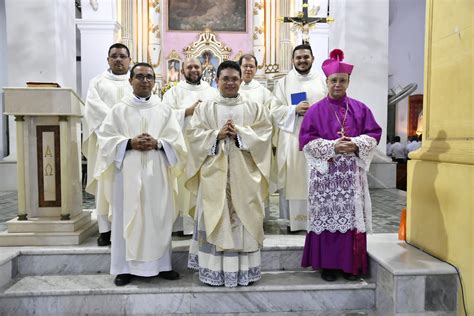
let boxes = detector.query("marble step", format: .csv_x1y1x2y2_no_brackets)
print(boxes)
7,235,309,276
0,270,376,315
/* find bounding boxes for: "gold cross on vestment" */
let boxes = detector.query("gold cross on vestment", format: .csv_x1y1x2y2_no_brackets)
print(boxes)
337,128,346,137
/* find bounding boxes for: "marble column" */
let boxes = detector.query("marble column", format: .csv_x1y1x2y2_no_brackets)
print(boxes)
253,0,265,78
76,0,120,100
58,116,70,220
328,0,389,152
328,0,395,188
408,0,474,311
278,0,293,73
14,116,26,220
120,0,134,59
149,0,163,86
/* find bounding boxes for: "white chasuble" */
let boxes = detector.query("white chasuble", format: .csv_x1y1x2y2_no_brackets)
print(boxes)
240,79,279,195
186,94,272,251
95,95,186,263
162,80,218,129
162,81,218,231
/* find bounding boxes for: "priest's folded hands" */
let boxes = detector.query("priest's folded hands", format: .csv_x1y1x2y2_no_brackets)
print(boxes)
217,119,238,140
130,133,160,151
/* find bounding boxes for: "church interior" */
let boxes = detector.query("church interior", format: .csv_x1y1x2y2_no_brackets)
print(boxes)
0,0,472,315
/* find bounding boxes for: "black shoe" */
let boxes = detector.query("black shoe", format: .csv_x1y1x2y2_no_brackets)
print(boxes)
342,272,359,281
158,270,180,280
114,273,133,286
97,231,111,246
321,269,337,282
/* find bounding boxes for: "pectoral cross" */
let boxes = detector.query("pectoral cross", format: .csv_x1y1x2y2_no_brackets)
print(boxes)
337,128,346,138
281,0,334,44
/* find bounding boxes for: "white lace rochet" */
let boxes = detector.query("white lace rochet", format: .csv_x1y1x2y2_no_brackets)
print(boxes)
303,135,377,234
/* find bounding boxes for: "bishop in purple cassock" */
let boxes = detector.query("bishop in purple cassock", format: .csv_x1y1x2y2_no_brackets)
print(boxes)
299,49,382,281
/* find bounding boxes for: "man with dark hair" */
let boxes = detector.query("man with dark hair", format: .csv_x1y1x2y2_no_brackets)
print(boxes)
95,62,187,286
83,43,132,246
107,43,131,60
162,57,218,235
186,60,272,287
406,135,421,154
390,136,406,162
272,44,327,232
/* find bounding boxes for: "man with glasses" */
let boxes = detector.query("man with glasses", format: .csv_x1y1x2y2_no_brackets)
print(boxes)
186,61,272,287
83,43,133,246
95,63,187,286
272,44,327,232
162,57,218,235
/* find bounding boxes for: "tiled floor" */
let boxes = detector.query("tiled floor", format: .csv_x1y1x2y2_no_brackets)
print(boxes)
0,189,406,234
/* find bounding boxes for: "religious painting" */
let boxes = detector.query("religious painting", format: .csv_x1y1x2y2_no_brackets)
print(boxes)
168,0,247,32
167,59,181,83
198,50,219,87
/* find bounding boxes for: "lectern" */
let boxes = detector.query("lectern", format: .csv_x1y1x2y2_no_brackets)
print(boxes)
0,87,97,245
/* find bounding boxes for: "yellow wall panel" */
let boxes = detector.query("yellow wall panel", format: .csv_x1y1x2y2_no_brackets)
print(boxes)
408,0,474,314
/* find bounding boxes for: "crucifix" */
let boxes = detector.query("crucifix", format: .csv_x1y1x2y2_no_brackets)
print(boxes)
281,0,334,44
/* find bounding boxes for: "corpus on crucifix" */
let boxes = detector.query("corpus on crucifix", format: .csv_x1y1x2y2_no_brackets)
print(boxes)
280,0,334,44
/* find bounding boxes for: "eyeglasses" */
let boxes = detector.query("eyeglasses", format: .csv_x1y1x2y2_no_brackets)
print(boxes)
109,54,129,60
219,77,240,83
134,74,155,82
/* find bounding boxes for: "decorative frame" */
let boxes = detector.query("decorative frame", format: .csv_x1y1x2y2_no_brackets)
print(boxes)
165,50,182,83
183,29,233,87
167,0,247,32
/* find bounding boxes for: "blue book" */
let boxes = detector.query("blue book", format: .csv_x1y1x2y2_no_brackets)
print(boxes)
291,92,307,105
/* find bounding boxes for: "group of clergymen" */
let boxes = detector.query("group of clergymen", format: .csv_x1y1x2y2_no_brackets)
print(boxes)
82,42,382,287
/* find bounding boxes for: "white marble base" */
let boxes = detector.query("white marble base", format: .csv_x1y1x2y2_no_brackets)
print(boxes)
368,160,397,189
0,234,458,315
0,160,17,191
0,271,375,315
0,219,97,246
7,211,92,233
369,234,458,315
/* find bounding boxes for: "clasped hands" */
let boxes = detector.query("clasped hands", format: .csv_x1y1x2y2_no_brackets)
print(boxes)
334,137,358,155
217,119,237,141
131,133,159,151
295,101,310,116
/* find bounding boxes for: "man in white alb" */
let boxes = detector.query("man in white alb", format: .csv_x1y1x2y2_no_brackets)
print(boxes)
238,53,278,220
83,43,133,246
95,63,187,286
272,44,327,231
162,57,218,234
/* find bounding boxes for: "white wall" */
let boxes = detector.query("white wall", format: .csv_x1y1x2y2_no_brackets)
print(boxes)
76,0,119,100
329,0,390,152
0,0,8,158
5,0,77,88
388,0,426,143
3,0,77,160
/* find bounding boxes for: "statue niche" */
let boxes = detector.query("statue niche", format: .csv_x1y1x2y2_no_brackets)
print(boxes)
183,28,232,87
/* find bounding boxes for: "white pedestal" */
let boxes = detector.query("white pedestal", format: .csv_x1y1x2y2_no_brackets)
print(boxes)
368,151,397,189
0,87,97,246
